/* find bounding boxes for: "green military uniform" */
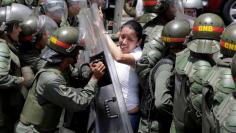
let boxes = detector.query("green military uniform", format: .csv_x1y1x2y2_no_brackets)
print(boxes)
15,26,100,132
202,23,236,133
0,4,32,132
173,13,224,133
138,19,191,133
0,39,25,133
174,48,214,133
213,92,236,133
19,14,58,73
202,59,236,133
137,0,177,132
15,66,98,132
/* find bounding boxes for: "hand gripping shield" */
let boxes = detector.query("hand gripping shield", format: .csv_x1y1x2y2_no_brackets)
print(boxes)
79,3,133,133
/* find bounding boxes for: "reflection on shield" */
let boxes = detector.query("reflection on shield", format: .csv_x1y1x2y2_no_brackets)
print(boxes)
79,3,133,133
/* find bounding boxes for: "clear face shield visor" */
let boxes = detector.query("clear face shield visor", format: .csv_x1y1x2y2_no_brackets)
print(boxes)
175,0,197,27
38,15,58,36
67,0,87,7
42,0,68,24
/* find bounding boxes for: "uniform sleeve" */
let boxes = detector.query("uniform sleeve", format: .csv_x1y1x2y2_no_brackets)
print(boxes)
135,40,165,88
0,74,23,89
36,72,98,111
154,64,173,108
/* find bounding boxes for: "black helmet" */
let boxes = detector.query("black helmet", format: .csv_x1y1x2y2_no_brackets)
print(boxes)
161,19,190,47
220,23,236,58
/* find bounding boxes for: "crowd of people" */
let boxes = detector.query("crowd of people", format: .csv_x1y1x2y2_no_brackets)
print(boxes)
0,0,236,133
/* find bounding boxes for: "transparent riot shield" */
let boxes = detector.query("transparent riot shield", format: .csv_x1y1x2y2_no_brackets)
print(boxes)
79,3,133,133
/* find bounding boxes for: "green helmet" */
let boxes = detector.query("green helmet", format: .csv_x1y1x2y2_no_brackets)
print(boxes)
41,26,80,63
161,19,190,47
19,15,58,44
142,0,175,13
231,54,236,83
220,23,236,58
48,26,80,56
192,13,224,41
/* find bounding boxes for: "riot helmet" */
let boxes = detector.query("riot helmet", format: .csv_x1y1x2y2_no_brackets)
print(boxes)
39,0,68,24
0,3,32,36
142,0,175,14
192,13,224,41
161,19,190,47
0,3,32,24
187,13,224,54
19,15,58,45
220,23,236,58
41,26,81,63
66,0,87,17
175,0,204,26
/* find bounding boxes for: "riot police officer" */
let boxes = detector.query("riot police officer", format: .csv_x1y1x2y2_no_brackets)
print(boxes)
66,0,87,27
202,23,236,133
136,0,177,131
15,26,106,133
138,19,191,133
175,0,204,26
0,3,32,132
18,15,58,89
38,0,69,26
0,3,32,55
136,0,176,86
173,13,224,133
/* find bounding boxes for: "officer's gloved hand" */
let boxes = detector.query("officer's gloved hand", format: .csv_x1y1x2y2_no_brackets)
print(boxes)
135,56,152,79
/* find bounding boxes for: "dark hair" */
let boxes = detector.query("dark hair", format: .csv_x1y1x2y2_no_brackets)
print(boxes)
120,20,143,40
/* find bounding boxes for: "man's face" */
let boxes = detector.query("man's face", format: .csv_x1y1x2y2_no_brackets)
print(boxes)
165,4,177,20
68,3,81,17
36,31,49,49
